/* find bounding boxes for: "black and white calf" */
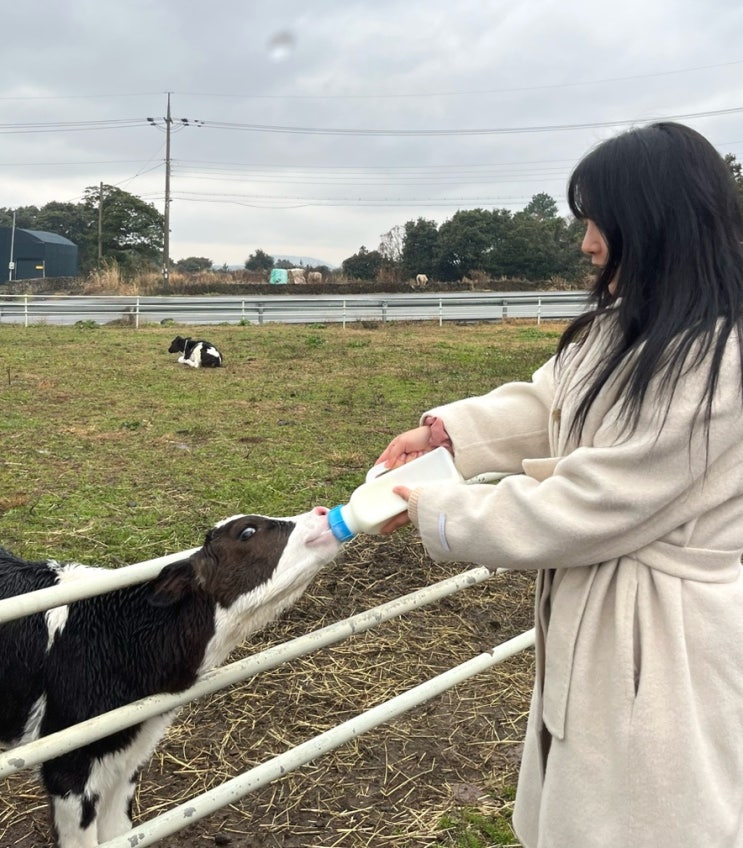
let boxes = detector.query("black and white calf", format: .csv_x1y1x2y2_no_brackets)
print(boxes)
0,508,340,848
168,335,223,368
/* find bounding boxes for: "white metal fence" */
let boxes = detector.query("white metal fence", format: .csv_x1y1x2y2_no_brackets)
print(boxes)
0,291,588,327
0,548,534,847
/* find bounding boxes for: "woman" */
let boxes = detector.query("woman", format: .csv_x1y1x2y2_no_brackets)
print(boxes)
377,122,743,847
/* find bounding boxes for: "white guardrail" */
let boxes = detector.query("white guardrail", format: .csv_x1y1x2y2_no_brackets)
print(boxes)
0,548,535,847
0,290,589,327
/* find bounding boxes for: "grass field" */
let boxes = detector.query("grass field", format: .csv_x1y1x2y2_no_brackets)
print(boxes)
0,320,562,563
0,319,564,848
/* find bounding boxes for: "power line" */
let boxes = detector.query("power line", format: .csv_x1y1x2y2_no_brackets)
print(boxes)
203,105,743,136
176,156,577,170
1,57,742,103
171,169,566,186
0,119,143,134
170,189,543,209
3,103,743,139
0,159,151,167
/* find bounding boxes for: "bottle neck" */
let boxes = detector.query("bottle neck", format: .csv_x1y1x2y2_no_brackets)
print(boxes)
328,504,355,542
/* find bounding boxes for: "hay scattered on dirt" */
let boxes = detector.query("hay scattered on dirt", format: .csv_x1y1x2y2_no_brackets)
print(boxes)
1,533,535,847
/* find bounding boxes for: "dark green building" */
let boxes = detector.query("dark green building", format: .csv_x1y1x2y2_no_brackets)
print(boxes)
0,227,78,281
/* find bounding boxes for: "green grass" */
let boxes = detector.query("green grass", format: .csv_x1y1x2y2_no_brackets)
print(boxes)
436,807,518,847
432,780,521,847
0,320,561,567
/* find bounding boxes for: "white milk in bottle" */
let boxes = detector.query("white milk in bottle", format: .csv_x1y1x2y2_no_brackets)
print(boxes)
327,447,463,542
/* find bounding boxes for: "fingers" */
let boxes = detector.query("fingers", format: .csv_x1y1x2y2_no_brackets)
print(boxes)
379,486,412,534
376,426,433,468
379,511,410,535
383,450,425,470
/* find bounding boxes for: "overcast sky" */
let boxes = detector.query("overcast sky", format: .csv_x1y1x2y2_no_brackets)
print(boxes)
3,1,743,269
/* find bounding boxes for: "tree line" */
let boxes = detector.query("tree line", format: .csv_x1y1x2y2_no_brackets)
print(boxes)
0,185,164,277
346,193,587,284
4,154,743,284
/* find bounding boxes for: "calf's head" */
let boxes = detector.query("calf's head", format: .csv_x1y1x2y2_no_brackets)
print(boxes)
168,335,187,353
150,508,340,641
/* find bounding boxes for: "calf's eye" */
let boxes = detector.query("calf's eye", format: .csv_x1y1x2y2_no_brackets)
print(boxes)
239,526,257,541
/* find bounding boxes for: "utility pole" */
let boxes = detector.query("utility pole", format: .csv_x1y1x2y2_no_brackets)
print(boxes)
147,93,203,288
163,92,172,286
8,210,16,282
97,182,103,270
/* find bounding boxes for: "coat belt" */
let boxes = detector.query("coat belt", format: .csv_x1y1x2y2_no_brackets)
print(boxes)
536,541,742,741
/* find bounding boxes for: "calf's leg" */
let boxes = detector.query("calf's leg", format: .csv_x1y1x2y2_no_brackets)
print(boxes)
94,713,177,842
95,768,137,843
51,791,99,848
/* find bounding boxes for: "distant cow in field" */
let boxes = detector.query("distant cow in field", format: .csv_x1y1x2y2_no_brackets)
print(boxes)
288,268,306,284
308,271,323,283
168,335,223,368
413,274,428,289
0,508,340,848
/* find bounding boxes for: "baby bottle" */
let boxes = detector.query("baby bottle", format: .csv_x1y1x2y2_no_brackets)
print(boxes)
327,447,463,542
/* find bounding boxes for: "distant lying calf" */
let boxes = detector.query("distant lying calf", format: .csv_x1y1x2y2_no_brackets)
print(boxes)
168,335,223,368
0,508,339,848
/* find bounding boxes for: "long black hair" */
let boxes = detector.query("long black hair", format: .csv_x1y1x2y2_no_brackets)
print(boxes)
559,121,743,439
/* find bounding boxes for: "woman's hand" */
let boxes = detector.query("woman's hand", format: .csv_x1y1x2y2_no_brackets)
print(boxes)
379,486,412,534
376,426,433,469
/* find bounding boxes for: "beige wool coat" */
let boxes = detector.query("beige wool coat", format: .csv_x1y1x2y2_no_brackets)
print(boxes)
407,313,743,848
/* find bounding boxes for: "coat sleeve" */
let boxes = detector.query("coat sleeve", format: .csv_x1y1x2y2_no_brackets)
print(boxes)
410,343,743,571
422,356,557,479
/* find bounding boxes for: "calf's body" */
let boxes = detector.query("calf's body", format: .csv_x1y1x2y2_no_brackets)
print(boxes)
0,509,339,848
168,335,223,368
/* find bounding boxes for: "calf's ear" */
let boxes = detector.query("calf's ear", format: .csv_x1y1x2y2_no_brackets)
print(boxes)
149,560,195,606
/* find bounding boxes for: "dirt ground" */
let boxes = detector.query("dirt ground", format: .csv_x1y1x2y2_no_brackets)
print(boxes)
0,532,536,848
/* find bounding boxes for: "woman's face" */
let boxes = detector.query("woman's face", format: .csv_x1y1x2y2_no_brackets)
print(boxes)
581,219,617,294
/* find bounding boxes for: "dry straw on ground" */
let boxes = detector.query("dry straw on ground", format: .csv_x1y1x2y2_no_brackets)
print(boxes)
1,533,535,848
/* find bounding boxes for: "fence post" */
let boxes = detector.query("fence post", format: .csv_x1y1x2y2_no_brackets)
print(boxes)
342,299,347,330
257,303,264,325
502,299,508,322
381,300,388,323
24,295,29,328
537,298,541,326
135,297,140,329
439,298,443,327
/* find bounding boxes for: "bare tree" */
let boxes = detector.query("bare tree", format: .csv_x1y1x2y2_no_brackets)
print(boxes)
378,224,404,264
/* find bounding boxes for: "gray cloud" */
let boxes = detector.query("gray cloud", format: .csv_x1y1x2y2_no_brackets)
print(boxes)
2,0,742,267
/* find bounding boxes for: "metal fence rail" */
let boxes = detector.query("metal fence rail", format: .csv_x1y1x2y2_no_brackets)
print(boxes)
0,291,589,327
0,560,498,778
103,628,535,848
1,545,534,846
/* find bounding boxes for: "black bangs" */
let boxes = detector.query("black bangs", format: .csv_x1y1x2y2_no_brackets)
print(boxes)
567,165,590,221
